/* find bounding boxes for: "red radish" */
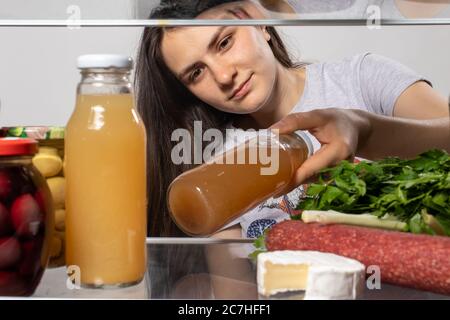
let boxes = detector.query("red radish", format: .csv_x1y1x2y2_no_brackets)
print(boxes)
11,194,43,238
0,170,12,201
0,237,21,269
0,202,12,236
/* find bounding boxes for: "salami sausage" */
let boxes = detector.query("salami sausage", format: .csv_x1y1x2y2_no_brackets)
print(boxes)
266,220,450,295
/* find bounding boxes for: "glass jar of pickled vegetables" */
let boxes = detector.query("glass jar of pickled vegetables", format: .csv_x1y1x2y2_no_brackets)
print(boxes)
0,127,65,268
0,138,53,296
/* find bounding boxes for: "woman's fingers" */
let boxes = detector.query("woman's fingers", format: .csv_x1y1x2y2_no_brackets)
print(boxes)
272,140,353,197
292,141,353,187
269,109,361,195
270,110,329,134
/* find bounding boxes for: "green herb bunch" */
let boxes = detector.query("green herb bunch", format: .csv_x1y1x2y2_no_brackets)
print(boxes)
296,149,450,236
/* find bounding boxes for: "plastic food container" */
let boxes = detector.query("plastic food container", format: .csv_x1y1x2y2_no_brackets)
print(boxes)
1,127,65,268
0,138,53,296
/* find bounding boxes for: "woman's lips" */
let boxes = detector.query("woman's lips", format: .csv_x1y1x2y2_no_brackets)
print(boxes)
231,75,253,101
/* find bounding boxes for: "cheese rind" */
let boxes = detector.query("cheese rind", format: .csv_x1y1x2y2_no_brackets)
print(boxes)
257,250,365,299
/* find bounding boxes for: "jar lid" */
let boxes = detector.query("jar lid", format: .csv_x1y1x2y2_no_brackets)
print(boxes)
294,130,315,157
77,54,133,69
0,138,39,156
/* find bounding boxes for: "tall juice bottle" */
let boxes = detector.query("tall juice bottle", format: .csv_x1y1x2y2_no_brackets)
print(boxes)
65,55,147,287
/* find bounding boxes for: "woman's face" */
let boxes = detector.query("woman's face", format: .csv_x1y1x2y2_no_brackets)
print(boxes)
160,8,279,114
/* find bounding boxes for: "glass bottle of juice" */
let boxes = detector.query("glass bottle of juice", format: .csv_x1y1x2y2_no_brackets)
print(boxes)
167,131,313,236
65,54,147,287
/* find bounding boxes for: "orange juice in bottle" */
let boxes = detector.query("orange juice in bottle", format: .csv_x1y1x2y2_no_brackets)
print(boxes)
168,131,313,236
65,55,147,287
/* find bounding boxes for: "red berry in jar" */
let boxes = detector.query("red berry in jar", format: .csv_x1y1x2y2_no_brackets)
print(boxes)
34,189,47,216
11,167,37,197
0,237,21,269
0,170,12,202
0,202,13,236
11,194,43,238
0,271,26,296
19,237,44,277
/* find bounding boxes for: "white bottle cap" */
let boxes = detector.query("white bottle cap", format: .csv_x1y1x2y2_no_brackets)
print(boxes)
294,130,315,156
77,54,133,69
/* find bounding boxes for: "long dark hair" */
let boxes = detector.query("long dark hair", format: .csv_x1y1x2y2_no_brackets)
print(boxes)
135,0,301,237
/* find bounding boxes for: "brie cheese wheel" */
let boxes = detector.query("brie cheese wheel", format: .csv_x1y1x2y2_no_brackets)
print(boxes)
257,250,366,299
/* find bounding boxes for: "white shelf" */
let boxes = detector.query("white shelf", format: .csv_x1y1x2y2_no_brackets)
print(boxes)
1,18,450,27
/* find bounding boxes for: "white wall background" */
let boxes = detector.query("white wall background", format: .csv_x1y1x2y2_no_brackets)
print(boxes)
0,0,138,19
0,3,449,126
0,26,142,126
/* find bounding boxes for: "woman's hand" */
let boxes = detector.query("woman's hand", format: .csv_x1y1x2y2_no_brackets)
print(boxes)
270,108,371,194
270,107,449,195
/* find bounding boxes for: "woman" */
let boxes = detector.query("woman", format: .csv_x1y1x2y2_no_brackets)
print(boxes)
135,0,448,238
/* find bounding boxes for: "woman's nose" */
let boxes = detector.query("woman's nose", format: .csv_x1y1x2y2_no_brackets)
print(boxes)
211,62,237,87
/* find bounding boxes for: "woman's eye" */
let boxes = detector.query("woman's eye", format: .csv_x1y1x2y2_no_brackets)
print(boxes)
190,68,203,82
219,36,232,50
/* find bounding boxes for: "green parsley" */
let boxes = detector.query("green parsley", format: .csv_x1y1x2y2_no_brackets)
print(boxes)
296,149,450,236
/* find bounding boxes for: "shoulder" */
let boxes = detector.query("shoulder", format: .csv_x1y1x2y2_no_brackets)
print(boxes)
356,53,424,82
304,52,373,93
307,52,372,76
310,52,399,70
309,52,420,86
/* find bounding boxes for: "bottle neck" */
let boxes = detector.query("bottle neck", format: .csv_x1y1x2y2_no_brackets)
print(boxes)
77,68,132,95
276,132,313,175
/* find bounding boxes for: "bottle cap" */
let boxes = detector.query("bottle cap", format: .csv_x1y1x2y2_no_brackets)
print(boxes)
77,54,133,69
294,130,314,157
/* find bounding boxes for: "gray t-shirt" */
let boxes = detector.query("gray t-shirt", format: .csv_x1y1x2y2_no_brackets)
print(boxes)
224,52,427,239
